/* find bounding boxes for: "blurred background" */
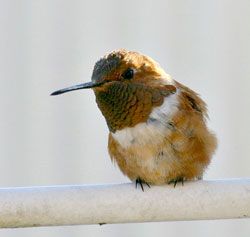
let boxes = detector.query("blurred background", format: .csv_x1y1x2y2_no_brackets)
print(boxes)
0,0,250,236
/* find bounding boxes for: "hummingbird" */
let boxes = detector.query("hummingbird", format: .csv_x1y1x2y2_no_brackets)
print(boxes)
51,49,217,190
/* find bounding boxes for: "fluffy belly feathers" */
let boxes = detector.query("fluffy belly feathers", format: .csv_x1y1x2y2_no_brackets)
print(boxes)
108,92,217,184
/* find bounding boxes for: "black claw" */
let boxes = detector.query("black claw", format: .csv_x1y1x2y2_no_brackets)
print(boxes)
140,181,144,192
168,177,184,188
145,182,151,188
135,178,150,191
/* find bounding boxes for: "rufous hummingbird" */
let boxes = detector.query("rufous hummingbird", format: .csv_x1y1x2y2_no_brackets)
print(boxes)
51,49,217,190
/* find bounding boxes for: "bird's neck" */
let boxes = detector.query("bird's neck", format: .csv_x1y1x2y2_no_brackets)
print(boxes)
94,81,167,132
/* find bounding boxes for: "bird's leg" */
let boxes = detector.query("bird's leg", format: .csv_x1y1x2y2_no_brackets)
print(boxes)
197,176,203,180
135,178,151,191
168,177,184,188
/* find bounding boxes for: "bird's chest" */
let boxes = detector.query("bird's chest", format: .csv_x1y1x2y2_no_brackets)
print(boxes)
111,93,179,148
110,94,179,172
111,119,169,149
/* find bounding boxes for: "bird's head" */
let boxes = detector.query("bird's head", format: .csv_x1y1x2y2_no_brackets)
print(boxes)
51,49,174,95
51,49,176,132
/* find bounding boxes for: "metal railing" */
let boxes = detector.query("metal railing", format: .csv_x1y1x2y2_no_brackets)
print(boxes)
0,179,249,228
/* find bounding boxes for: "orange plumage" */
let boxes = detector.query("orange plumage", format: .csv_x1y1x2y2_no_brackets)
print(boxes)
51,49,217,187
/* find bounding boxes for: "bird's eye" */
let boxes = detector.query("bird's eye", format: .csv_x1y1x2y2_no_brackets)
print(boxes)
122,68,134,80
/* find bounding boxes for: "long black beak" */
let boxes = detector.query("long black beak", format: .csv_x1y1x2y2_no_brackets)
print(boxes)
51,81,103,96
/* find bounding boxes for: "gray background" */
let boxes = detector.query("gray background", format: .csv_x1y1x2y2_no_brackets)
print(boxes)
0,0,250,236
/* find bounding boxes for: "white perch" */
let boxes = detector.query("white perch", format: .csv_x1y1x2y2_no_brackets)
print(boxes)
0,179,249,228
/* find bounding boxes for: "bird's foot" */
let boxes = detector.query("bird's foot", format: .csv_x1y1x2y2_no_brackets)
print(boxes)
99,223,106,226
168,177,184,188
135,178,151,192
